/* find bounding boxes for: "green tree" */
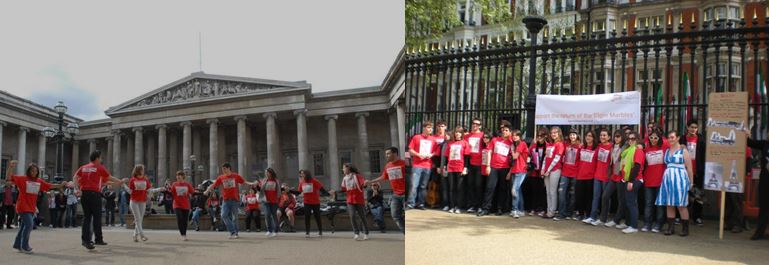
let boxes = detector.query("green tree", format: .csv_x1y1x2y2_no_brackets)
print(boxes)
406,0,513,48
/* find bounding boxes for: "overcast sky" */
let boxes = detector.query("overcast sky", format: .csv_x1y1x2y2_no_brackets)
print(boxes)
0,1,404,121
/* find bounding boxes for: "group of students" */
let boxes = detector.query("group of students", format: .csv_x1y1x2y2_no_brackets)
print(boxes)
8,146,408,254
408,118,769,239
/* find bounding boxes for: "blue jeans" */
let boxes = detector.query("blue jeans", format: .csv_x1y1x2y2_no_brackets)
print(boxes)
191,208,203,227
624,180,641,228
390,195,405,233
407,167,431,207
644,186,665,229
558,177,576,218
220,200,240,235
510,173,527,212
118,202,128,225
65,204,78,227
590,179,609,220
370,205,385,230
13,212,34,250
263,203,279,233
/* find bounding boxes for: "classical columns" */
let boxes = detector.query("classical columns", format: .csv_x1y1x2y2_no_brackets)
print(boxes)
295,109,309,171
133,127,144,165
106,137,113,171
16,127,28,175
325,115,340,188
0,123,4,173
263,112,278,170
88,139,97,155
181,121,192,176
207,119,219,180
389,110,399,148
71,140,79,176
396,101,407,157
37,133,46,176
156,124,168,186
235,116,247,177
112,130,121,173
356,112,371,177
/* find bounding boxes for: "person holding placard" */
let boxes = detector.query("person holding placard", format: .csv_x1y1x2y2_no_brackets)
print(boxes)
407,121,437,210
656,131,695,236
642,129,669,233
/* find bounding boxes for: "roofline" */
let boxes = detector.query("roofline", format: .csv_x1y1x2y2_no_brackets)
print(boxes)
0,90,83,123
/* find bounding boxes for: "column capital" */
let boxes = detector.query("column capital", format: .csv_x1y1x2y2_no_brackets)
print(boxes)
180,121,193,127
132,127,144,133
234,115,247,122
262,112,277,119
324,115,338,121
293,109,307,116
155,124,167,130
105,137,113,142
355,112,370,118
0,121,6,127
18,127,30,133
206,118,219,125
111,129,122,136
87,138,97,144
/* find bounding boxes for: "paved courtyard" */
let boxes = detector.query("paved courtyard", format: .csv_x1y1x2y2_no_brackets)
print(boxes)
406,210,769,265
0,226,403,265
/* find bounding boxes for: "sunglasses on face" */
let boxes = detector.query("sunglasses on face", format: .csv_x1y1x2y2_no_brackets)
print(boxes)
472,123,481,126
649,136,659,140
628,137,637,140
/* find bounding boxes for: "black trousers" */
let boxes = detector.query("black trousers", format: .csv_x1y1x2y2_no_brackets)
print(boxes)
80,191,103,244
245,209,262,231
575,179,594,215
692,172,704,220
482,168,510,212
448,172,466,209
725,192,744,229
467,165,484,209
755,173,769,237
105,206,116,226
440,174,450,208
175,209,190,236
1,204,15,227
522,176,547,212
304,204,322,234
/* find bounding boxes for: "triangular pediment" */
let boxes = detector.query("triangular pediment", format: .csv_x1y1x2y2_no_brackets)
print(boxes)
105,72,310,115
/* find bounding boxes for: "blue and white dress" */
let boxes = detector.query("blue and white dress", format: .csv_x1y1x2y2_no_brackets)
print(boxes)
655,148,690,207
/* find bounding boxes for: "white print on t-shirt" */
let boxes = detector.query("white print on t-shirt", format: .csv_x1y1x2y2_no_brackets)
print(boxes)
247,197,257,204
175,186,188,196
419,139,433,156
434,137,445,145
580,149,595,163
134,181,147,191
449,145,463,160
546,146,555,158
481,150,490,165
263,181,277,191
387,167,403,180
565,147,577,165
345,177,358,190
597,148,610,163
223,178,236,189
26,181,40,194
468,137,480,153
494,142,510,156
302,184,314,193
647,150,664,165
687,142,697,159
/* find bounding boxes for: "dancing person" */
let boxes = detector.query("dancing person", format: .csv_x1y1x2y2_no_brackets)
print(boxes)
259,168,282,237
243,188,261,233
123,164,164,242
7,160,64,254
170,170,195,240
203,163,259,239
72,150,122,250
297,169,331,237
341,163,369,240
366,147,407,233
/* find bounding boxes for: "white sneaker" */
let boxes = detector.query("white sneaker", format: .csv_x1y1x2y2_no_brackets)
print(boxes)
641,227,649,232
228,235,236,239
354,234,360,240
622,227,638,234
616,224,628,229
591,220,604,226
442,206,450,211
582,218,594,224
604,221,617,227
363,234,369,240
513,212,521,219
268,232,277,238
265,232,271,236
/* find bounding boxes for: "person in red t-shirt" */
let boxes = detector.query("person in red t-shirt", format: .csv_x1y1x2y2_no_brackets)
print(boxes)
170,170,195,240
341,163,369,240
464,118,485,213
243,187,261,233
575,130,598,222
478,122,513,217
7,160,63,254
505,129,529,218
527,128,550,217
555,129,581,220
407,121,437,209
204,163,258,239
295,169,332,237
542,126,565,218
588,128,613,225
367,147,407,233
277,185,296,233
72,150,122,250
123,164,165,242
600,130,628,227
442,126,471,214
642,129,668,232
258,168,282,237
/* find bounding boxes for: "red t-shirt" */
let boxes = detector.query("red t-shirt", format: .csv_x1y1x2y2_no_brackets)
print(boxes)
481,149,490,176
170,181,194,210
529,142,546,177
408,134,437,169
594,143,612,182
12,176,51,213
644,143,669,187
576,145,598,180
562,143,582,177
279,194,296,209
430,134,448,156
298,178,324,205
244,194,260,210
341,174,366,205
75,162,110,192
128,177,152,202
620,148,646,182
510,141,529,174
212,173,245,201
382,159,407,196
445,140,470,172
544,141,565,173
465,132,485,166
260,178,280,204
686,135,699,175
489,137,513,169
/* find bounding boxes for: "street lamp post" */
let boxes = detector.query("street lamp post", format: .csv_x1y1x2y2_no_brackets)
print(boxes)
523,16,547,141
42,101,79,182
